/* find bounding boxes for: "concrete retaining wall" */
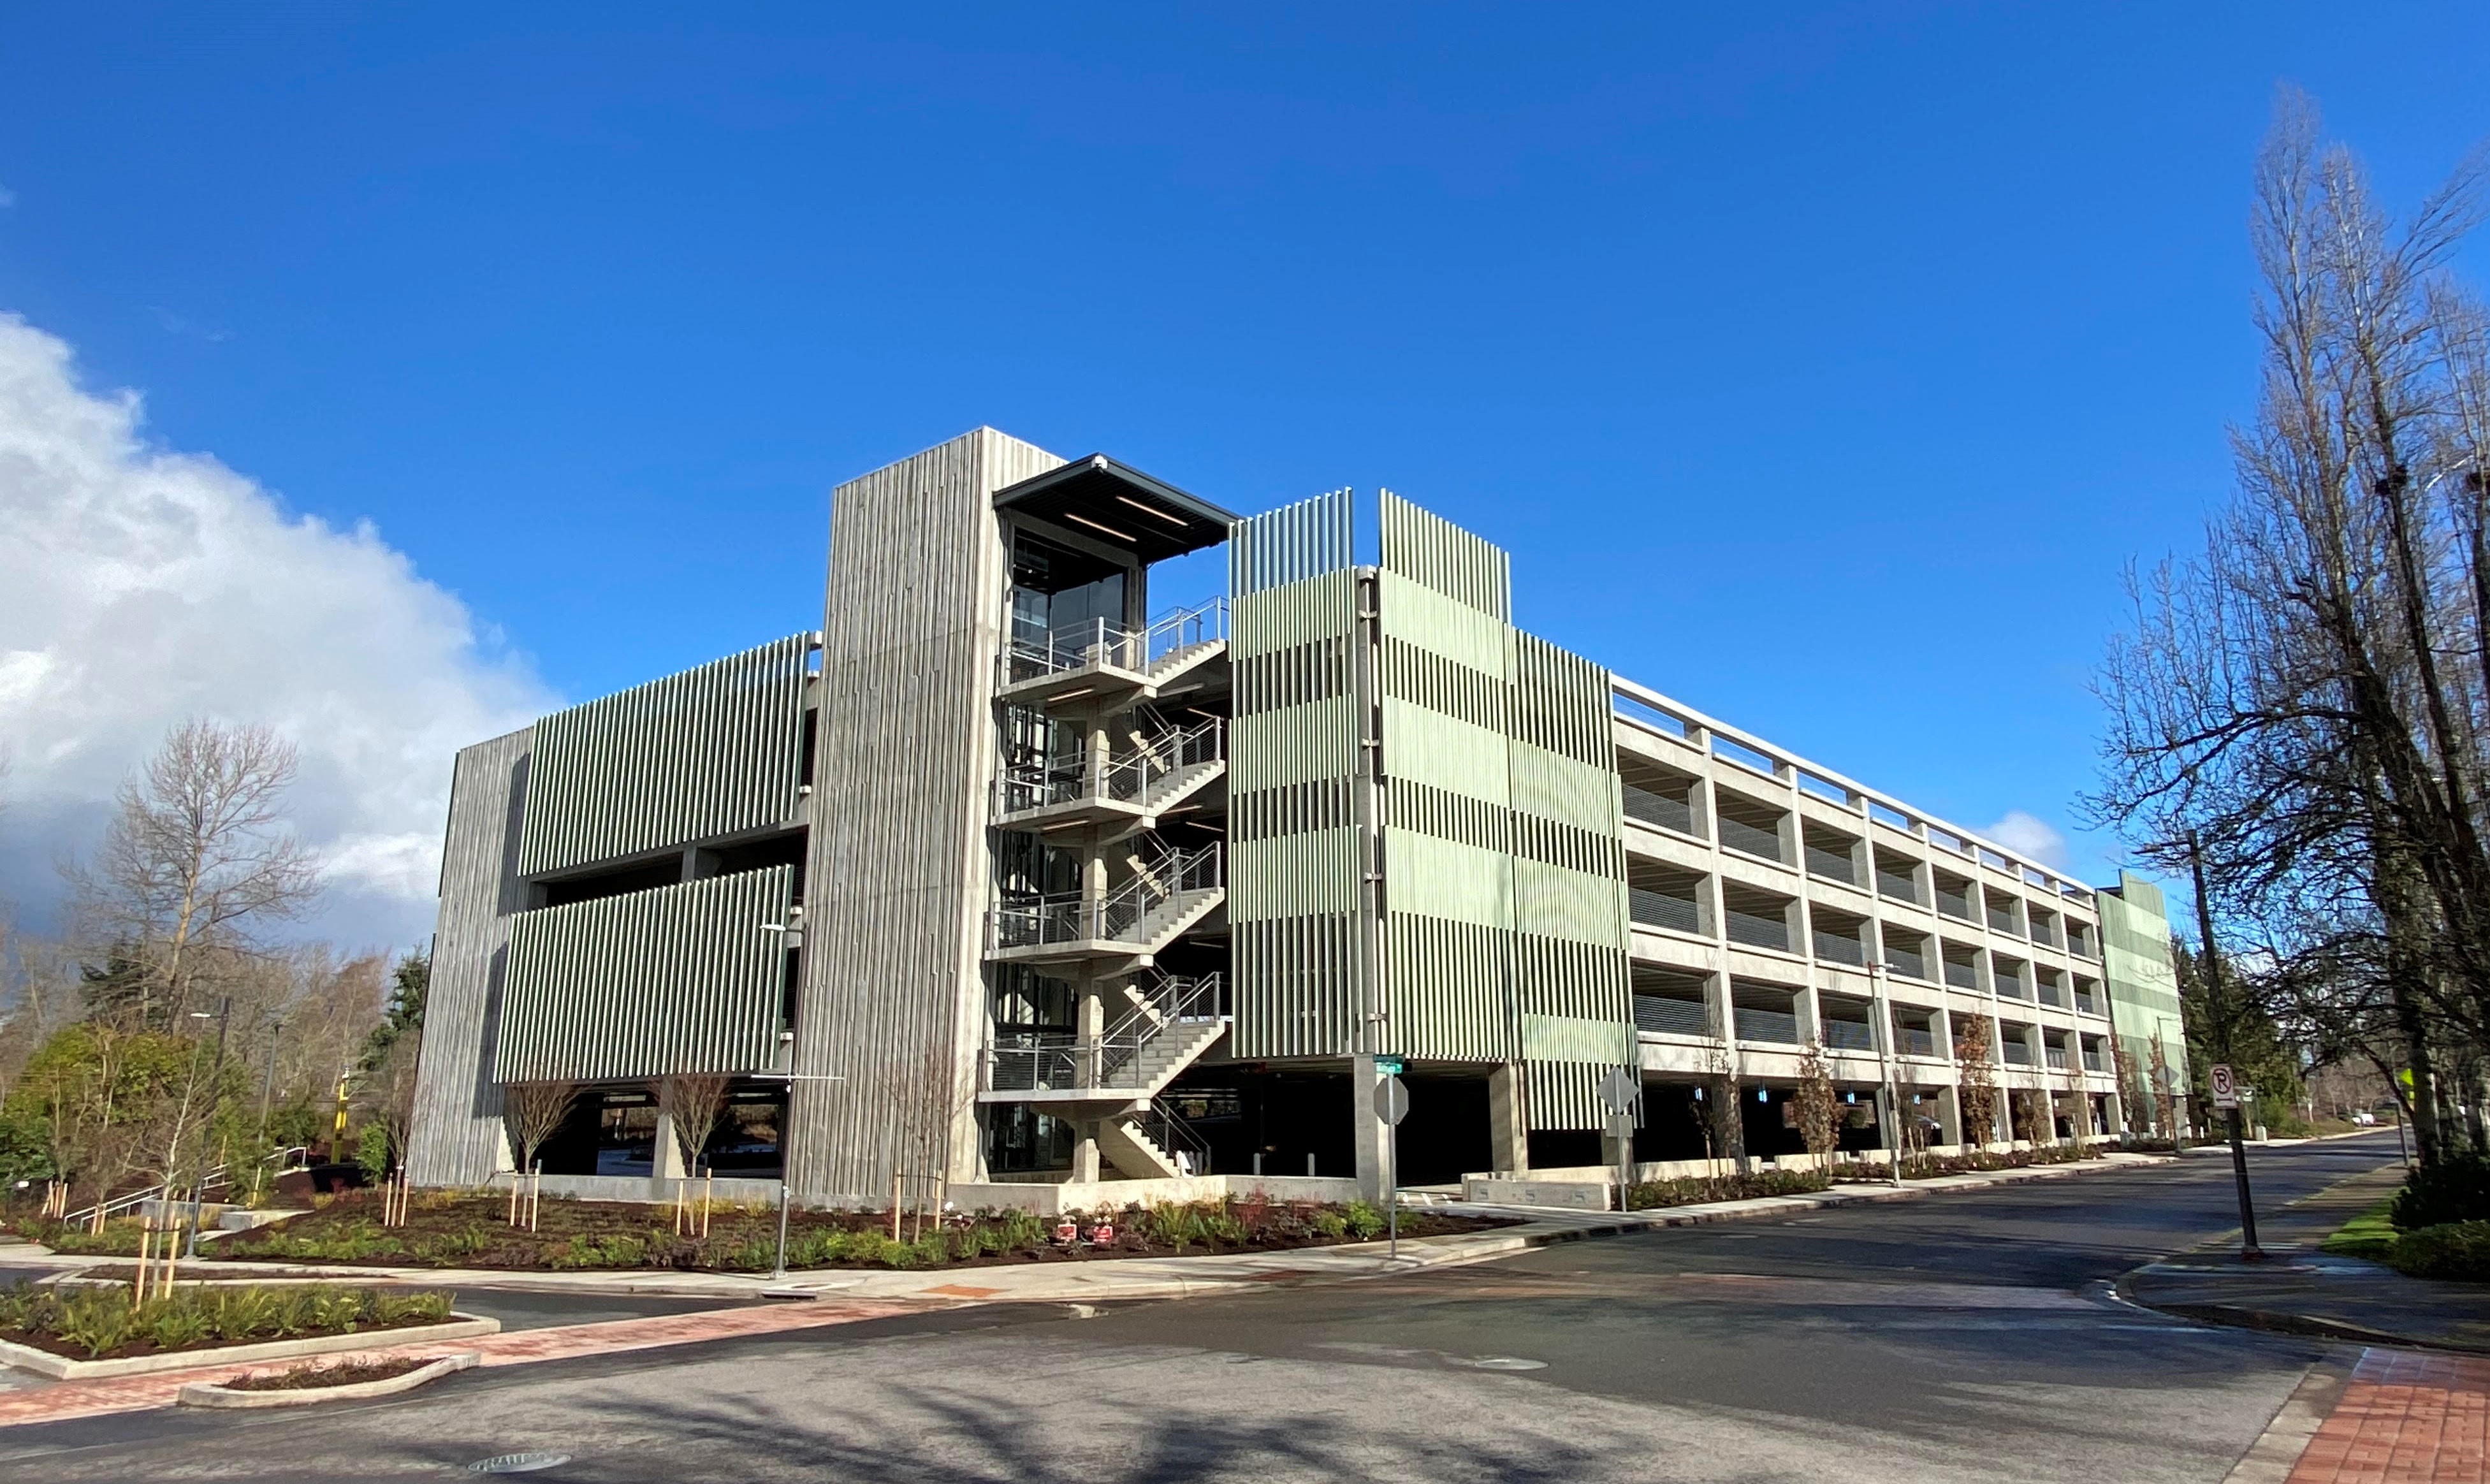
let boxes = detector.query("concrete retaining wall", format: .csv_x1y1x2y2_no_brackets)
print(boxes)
949,1174,1364,1216
1462,1179,1613,1210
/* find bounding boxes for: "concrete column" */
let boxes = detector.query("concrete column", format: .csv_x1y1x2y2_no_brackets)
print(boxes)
1489,1063,1527,1174
1935,1084,1964,1147
1070,1123,1101,1182
1350,1054,1391,1202
1075,978,1107,1091
650,1082,685,1200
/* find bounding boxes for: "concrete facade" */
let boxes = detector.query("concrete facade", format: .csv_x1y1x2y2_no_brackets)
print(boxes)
407,430,2183,1205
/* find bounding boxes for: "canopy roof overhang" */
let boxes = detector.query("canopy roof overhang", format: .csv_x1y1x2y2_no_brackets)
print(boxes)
993,454,1235,564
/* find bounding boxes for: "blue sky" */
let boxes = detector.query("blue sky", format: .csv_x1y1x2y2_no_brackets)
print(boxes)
4,4,2487,929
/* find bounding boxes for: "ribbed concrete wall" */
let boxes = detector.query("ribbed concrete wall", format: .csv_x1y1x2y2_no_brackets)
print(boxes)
407,728,530,1186
790,428,1065,1202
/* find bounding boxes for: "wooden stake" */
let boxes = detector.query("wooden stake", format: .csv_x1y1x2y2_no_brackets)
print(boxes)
507,1170,520,1227
135,1216,154,1302
701,1172,713,1238
891,1172,903,1242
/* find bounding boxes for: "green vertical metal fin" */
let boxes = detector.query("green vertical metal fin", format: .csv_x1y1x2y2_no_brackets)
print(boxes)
494,864,795,1083
517,635,813,877
1230,494,1362,1059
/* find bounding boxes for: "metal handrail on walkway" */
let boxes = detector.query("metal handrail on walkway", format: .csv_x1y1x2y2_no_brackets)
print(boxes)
999,599,1228,688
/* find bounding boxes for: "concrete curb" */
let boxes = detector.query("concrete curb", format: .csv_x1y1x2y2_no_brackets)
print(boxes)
175,1350,481,1409
0,1315,501,1381
0,1153,2169,1311
2131,1299,2458,1353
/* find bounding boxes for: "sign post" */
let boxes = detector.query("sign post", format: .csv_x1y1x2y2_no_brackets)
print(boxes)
1374,1073,1409,1260
1599,1068,1640,1213
2210,1063,2262,1261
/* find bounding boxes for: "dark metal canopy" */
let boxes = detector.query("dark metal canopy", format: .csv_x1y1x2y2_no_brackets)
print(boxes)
993,454,1235,564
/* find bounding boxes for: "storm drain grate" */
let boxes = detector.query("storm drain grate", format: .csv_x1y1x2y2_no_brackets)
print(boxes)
468,1453,572,1474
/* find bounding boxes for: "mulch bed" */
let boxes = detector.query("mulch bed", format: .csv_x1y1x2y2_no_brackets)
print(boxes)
219,1355,433,1391
203,1191,1516,1273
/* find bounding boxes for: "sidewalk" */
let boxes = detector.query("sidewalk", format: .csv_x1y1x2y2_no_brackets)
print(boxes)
0,1151,2171,1307
0,1149,2167,1430
2119,1163,2490,1354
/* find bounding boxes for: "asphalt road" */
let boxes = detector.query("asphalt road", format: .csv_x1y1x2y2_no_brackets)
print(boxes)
0,1135,2405,1483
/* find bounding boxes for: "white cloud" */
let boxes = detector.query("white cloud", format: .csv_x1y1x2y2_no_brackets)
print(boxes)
0,186,15,209
1978,810,2071,870
0,312,554,943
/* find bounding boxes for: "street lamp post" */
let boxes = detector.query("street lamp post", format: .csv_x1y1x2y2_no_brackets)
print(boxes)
186,998,233,1257
1867,963,1905,1188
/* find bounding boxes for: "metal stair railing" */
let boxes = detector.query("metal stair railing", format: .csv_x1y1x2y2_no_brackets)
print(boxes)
998,599,1228,689
1095,973,1228,1086
986,973,1230,1096
1139,1099,1213,1175
1096,841,1223,943
61,1160,233,1228
994,717,1225,817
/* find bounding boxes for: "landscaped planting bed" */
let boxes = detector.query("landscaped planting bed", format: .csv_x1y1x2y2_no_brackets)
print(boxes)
222,1354,437,1391
1624,1170,1831,1209
1828,1144,2108,1182
194,1190,1512,1272
0,1282,455,1362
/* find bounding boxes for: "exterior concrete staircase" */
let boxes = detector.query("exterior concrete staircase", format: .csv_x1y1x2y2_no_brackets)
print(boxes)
982,972,1229,1107
1096,1098,1214,1180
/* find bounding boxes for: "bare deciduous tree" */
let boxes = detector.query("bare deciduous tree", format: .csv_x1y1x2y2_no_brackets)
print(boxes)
2090,91,2490,1166
503,1080,578,1179
664,1074,731,1175
66,720,321,1029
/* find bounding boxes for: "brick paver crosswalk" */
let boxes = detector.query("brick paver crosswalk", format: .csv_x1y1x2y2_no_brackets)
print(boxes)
2287,1349,2490,1483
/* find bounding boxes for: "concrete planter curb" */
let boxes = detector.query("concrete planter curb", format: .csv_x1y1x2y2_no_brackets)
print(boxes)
0,1316,500,1381
177,1350,481,1408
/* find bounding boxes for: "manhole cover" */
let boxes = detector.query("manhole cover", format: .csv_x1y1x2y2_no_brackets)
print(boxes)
1470,1357,1547,1371
469,1454,571,1475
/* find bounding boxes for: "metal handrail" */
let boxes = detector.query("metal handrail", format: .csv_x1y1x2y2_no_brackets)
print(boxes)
994,718,1225,816
62,1161,232,1228
987,843,1226,950
1141,1098,1213,1175
1000,599,1228,687
986,973,1230,1093
1096,841,1223,942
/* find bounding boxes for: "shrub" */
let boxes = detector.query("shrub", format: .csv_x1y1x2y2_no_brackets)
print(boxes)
995,1210,1047,1251
2386,1221,2490,1282
1312,1210,1348,1239
1343,1202,1385,1240
2391,1155,2490,1232
144,1305,211,1351
56,1289,133,1358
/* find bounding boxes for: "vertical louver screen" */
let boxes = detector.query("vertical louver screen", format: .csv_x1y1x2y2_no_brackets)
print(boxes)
494,866,794,1084
517,635,813,878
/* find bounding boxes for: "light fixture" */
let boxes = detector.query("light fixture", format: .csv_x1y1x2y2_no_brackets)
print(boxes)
1062,512,1135,543
1114,494,1190,527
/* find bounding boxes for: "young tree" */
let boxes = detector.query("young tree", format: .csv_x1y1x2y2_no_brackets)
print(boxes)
1793,1040,1840,1161
664,1073,731,1175
503,1080,578,1179
1955,1014,1999,1151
